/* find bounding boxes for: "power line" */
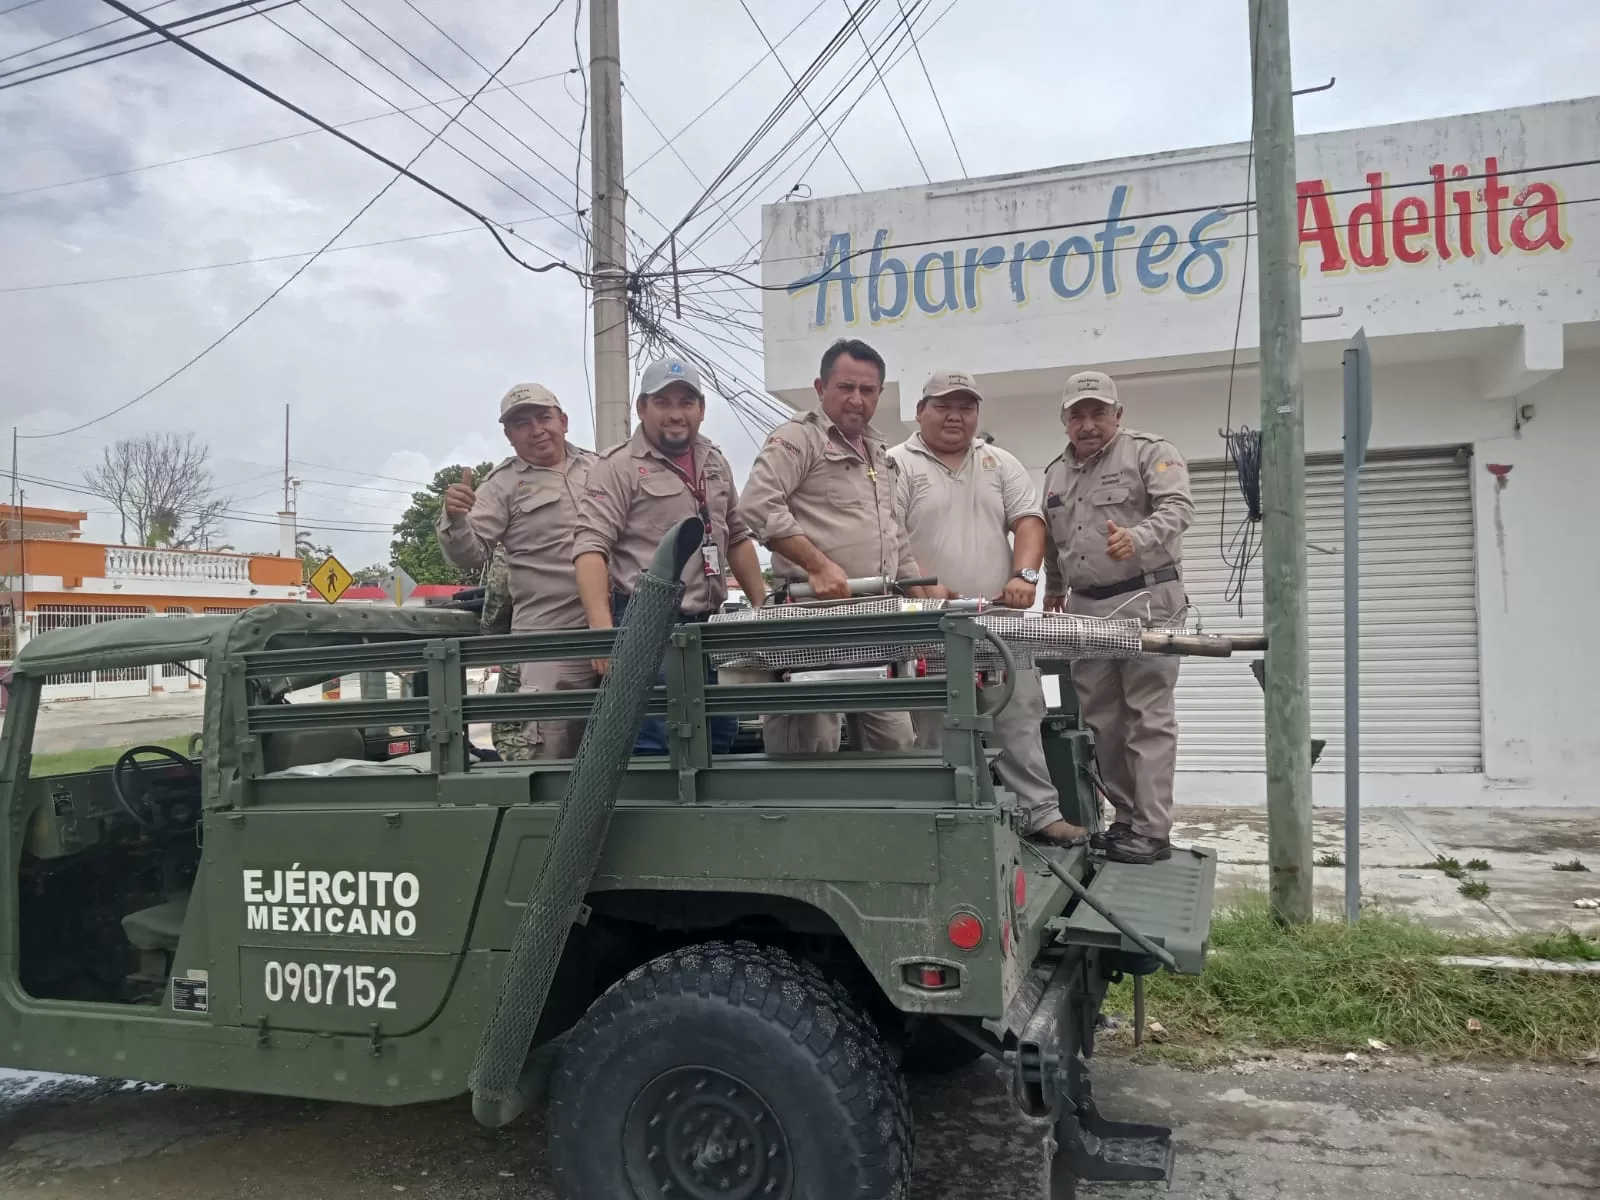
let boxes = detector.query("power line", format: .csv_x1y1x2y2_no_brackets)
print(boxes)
0,0,55,17
0,0,180,67
0,0,306,92
90,0,582,281
22,1,571,441
0,213,576,294
841,0,928,182
251,2,582,248
0,0,260,79
895,0,964,175
738,0,861,190
0,69,578,200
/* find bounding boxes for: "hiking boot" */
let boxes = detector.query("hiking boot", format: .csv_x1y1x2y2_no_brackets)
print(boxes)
1090,822,1132,852
1103,833,1173,865
1026,818,1089,848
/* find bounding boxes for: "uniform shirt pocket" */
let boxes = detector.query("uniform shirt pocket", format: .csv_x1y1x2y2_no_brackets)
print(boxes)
515,488,566,552
638,472,688,533
821,454,861,506
1089,484,1131,507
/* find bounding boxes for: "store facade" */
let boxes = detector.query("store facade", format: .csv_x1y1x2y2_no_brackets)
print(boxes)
760,96,1600,807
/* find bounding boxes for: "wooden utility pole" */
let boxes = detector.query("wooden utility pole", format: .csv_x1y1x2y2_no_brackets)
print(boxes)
1249,0,1314,924
589,0,630,450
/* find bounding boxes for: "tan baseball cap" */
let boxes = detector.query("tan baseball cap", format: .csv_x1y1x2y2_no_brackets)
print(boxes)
1061,370,1120,412
922,369,983,403
499,382,562,420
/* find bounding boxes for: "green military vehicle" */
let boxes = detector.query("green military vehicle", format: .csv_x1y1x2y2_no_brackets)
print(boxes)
0,521,1236,1198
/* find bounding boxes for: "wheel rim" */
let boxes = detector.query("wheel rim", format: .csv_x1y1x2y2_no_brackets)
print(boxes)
623,1066,792,1200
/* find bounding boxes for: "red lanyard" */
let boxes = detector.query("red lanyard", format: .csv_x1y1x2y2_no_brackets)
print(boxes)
658,452,709,523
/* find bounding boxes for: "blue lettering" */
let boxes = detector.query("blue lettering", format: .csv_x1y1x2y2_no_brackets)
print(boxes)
1135,224,1179,290
1009,239,1051,303
1094,184,1136,295
1048,235,1096,299
866,228,907,322
961,245,1006,310
912,250,959,314
1176,209,1233,295
787,232,857,327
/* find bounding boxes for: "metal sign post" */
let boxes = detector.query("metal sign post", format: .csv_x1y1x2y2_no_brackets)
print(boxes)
1341,328,1372,922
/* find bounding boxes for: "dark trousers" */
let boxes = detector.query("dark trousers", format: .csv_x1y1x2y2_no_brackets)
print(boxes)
610,592,737,756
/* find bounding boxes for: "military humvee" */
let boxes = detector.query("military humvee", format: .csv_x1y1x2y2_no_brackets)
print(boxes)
0,522,1223,1198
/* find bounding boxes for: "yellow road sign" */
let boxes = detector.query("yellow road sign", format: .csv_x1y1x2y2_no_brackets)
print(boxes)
309,554,354,604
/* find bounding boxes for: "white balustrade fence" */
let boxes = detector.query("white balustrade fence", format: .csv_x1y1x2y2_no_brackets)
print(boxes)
104,546,252,584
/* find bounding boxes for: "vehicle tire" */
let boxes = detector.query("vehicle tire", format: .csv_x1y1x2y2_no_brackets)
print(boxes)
899,1017,988,1075
548,939,914,1200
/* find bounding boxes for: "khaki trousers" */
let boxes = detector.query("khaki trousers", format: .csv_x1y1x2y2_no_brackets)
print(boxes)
911,667,1064,834
761,710,914,754
1068,578,1185,841
518,658,602,759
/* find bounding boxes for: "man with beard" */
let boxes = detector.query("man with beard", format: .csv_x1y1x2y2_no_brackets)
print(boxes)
889,370,1086,846
1042,370,1194,864
573,356,767,755
436,383,596,758
741,338,927,754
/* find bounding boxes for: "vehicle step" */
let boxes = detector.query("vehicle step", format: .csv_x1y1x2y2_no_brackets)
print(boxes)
1058,846,1216,974
1071,1131,1175,1183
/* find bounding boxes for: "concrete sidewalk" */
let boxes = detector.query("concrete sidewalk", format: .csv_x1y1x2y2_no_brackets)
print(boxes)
1179,804,1600,934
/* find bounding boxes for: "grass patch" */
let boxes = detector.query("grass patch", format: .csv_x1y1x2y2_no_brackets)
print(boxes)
1105,899,1600,1063
1524,931,1600,963
1458,879,1493,901
1316,853,1343,868
1553,859,1590,873
1465,858,1492,872
1421,855,1467,879
29,736,194,778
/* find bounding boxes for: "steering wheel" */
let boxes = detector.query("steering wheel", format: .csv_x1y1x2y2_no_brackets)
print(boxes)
111,745,201,834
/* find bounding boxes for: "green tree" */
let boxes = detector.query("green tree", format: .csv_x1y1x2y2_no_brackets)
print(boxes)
390,463,494,585
351,563,388,585
295,532,334,585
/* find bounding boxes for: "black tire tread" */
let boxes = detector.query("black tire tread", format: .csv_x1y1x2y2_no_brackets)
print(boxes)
548,938,913,1199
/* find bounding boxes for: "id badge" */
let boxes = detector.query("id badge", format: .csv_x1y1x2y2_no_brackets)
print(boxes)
702,540,722,577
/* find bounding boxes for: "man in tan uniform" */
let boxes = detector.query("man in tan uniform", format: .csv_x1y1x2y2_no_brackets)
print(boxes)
741,338,924,754
573,356,768,755
1042,370,1194,864
890,370,1086,846
436,383,597,758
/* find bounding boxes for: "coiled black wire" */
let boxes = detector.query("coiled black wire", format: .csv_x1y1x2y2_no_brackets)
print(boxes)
1221,426,1263,616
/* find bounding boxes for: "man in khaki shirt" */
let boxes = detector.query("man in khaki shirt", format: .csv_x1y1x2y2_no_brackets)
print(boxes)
1042,370,1194,864
741,338,924,754
890,370,1085,846
436,383,597,758
574,356,767,755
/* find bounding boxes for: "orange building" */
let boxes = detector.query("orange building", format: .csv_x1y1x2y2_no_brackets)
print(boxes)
1,504,304,699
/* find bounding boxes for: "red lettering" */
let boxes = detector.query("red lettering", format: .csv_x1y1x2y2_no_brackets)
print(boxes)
1449,165,1476,258
1428,164,1452,260
1482,156,1509,255
1296,180,1346,273
1346,172,1389,268
1510,181,1567,252
1393,196,1430,264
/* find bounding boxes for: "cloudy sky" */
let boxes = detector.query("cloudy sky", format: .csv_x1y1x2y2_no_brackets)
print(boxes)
3,0,1597,569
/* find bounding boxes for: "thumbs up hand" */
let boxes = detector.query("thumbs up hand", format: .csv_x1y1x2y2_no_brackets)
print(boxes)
1106,520,1135,561
444,467,477,517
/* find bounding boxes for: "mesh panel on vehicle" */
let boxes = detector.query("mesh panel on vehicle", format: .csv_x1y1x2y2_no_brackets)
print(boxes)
707,602,1145,672
467,567,685,1107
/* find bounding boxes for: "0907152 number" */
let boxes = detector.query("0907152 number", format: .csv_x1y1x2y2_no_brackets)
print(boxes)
263,961,396,1009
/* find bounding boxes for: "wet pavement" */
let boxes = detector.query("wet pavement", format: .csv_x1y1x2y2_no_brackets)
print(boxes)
2,1058,1595,1198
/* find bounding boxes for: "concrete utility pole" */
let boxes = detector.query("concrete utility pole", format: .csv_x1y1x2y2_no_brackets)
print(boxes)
589,0,630,450
1249,0,1314,925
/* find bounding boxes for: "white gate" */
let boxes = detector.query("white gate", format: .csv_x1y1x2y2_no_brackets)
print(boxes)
162,608,206,691
36,603,154,701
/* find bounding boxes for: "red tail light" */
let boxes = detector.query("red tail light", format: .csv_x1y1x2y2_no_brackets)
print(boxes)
914,656,928,677
947,912,984,951
1014,866,1027,912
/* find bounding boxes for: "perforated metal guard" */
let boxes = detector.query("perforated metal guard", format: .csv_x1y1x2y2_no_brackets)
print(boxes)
709,601,1145,672
468,554,688,1109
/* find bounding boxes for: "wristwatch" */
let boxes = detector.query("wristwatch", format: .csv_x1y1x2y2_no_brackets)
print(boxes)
1013,568,1041,584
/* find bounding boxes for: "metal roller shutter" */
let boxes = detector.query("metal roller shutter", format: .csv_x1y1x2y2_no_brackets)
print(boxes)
1174,447,1481,773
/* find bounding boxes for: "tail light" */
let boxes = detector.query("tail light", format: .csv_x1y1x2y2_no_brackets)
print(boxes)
947,912,984,951
914,656,928,677
1014,866,1027,912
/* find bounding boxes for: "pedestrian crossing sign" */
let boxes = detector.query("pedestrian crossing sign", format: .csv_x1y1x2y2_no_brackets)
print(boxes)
309,554,354,604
